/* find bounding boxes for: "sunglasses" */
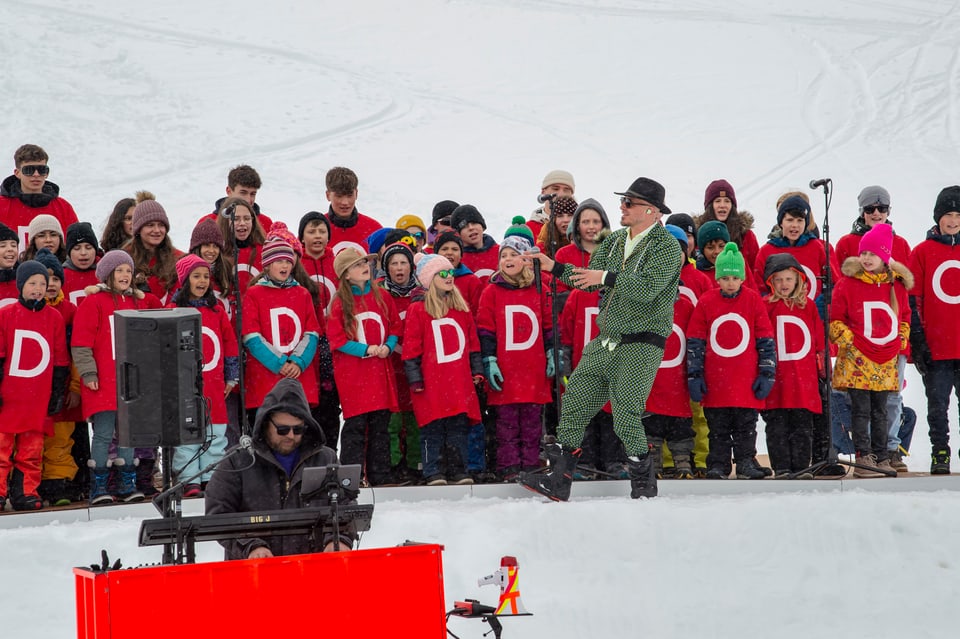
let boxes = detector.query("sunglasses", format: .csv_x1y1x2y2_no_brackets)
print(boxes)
411,232,425,240
271,421,306,436
20,165,50,176
862,205,889,214
436,269,455,278
437,217,452,226
620,196,651,210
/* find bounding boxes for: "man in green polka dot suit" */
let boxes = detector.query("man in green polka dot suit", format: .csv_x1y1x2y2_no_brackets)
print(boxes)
521,177,683,501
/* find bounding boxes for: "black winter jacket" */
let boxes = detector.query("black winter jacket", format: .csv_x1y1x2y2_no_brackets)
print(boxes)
205,378,355,559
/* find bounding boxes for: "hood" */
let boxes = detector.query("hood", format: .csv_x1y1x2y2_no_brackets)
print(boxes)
924,224,960,246
568,198,610,250
0,175,61,208
253,378,325,446
840,256,915,290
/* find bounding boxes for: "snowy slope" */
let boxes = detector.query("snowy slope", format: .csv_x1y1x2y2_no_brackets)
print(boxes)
1,1,959,636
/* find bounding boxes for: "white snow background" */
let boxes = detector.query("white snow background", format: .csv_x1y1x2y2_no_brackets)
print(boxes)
2,0,960,637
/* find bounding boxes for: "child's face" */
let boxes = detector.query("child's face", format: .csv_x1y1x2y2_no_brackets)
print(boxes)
21,273,47,301
71,242,96,269
33,230,61,253
139,221,167,248
717,275,743,295
554,210,574,236
302,221,328,256
264,259,293,282
771,270,798,298
122,206,135,237
780,213,806,242
861,204,889,229
0,239,19,268
345,258,371,285
499,247,524,278
702,239,726,264
437,241,462,268
110,264,133,291
188,267,211,298
233,208,254,242
46,273,62,299
434,270,455,292
939,211,960,236
460,222,484,248
712,197,733,221
405,227,425,251
578,209,604,243
859,251,884,273
199,243,221,264
386,254,410,285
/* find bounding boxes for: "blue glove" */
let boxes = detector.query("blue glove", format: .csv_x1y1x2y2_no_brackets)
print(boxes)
687,375,706,402
546,348,560,378
752,372,775,400
484,356,504,392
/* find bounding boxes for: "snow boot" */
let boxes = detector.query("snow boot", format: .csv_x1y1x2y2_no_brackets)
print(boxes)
626,452,658,499
136,458,159,496
116,467,145,503
670,438,695,479
11,494,42,511
735,457,766,479
931,449,950,475
39,479,72,507
853,453,885,478
518,442,580,502
89,468,114,506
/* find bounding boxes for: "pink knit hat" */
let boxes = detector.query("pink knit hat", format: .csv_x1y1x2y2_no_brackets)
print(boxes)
176,254,210,287
414,252,454,287
859,222,893,264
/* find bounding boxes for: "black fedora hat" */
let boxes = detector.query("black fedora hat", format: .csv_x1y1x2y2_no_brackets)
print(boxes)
614,177,671,216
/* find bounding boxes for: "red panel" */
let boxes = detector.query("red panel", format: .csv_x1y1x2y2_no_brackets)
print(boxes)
75,544,446,638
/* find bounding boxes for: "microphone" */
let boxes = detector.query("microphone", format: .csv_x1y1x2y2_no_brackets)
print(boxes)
537,193,556,204
220,203,237,218
528,246,542,293
809,178,832,189
223,434,254,458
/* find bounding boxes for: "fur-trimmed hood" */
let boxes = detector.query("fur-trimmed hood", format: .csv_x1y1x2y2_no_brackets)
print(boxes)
840,256,914,290
694,209,756,247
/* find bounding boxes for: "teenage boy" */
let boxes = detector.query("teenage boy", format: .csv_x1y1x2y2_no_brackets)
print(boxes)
427,200,459,248
0,144,78,252
451,204,499,284
198,164,274,233
527,170,575,239
909,185,960,474
325,166,382,256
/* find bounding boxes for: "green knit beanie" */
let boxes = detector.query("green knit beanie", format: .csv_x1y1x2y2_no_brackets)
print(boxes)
714,242,745,280
503,215,535,244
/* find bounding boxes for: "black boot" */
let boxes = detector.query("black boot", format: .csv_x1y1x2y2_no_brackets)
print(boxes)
518,442,580,502
626,453,658,499
136,458,158,497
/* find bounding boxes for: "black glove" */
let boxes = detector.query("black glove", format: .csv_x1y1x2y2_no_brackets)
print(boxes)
48,366,69,415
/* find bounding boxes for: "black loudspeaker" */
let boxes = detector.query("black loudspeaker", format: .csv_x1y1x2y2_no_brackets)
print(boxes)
115,308,206,447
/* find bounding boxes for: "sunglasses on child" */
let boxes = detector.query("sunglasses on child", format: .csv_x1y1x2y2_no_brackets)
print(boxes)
436,269,455,279
410,232,425,239
271,421,306,436
20,165,50,176
862,205,889,214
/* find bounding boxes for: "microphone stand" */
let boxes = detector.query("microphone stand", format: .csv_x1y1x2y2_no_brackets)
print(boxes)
224,204,251,440
791,180,894,479
152,437,255,564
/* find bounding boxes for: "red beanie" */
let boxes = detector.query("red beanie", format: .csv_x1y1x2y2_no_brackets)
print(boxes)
704,179,737,209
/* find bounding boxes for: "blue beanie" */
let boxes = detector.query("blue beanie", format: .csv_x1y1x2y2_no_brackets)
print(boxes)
366,227,393,255
34,248,64,283
664,224,688,250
